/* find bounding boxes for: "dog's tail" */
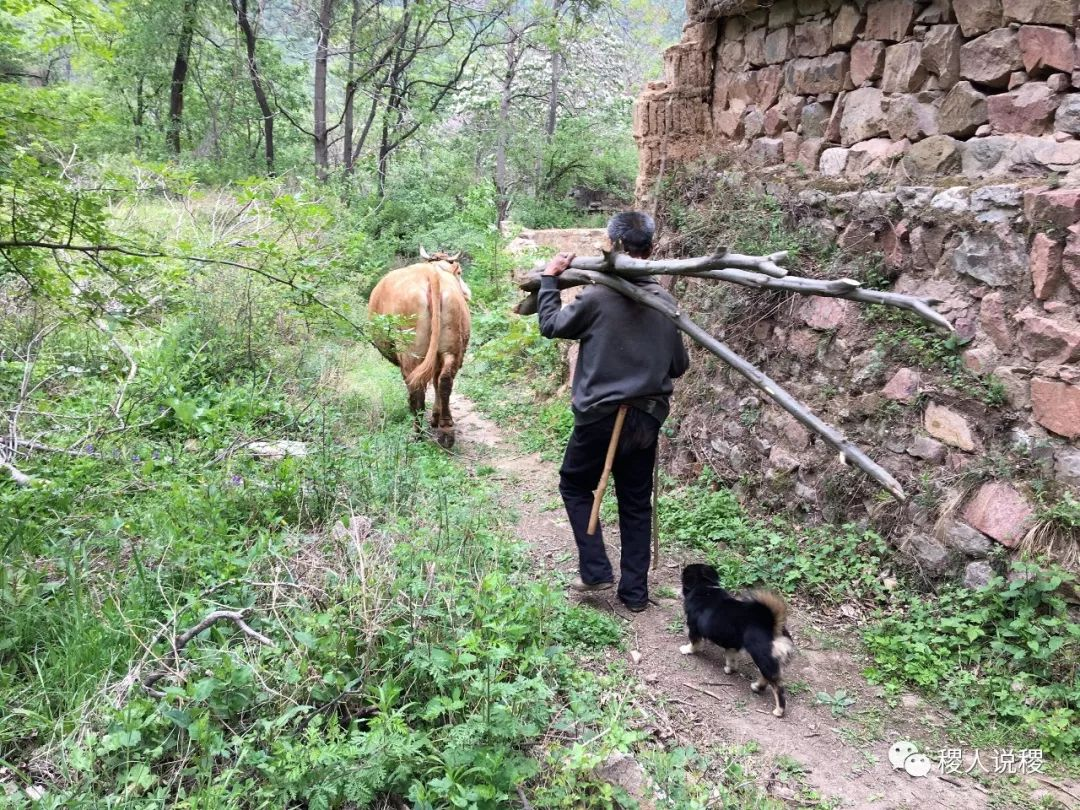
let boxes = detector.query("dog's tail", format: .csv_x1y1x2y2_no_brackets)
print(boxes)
749,590,795,664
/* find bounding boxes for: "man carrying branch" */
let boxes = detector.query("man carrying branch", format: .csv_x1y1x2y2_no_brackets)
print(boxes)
538,212,690,613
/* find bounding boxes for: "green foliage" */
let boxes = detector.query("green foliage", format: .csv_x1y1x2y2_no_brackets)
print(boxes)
556,605,624,649
870,308,1006,406
864,563,1080,758
659,475,889,604
814,689,857,717
659,166,834,267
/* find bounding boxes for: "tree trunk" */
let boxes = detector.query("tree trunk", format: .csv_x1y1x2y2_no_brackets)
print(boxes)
133,75,144,153
166,0,197,155
494,40,516,229
230,0,275,175
342,0,361,173
314,0,334,181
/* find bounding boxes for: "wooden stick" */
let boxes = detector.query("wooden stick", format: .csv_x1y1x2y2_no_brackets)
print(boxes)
550,269,907,501
588,405,627,535
516,254,952,333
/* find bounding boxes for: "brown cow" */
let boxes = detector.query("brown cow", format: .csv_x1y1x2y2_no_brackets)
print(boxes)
368,248,472,448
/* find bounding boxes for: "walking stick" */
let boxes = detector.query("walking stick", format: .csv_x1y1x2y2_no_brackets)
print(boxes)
587,405,628,535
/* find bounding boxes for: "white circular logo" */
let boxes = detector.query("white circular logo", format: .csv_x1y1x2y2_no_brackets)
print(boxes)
888,741,918,770
904,753,933,778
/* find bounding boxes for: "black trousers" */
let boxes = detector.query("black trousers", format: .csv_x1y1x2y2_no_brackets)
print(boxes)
558,407,660,606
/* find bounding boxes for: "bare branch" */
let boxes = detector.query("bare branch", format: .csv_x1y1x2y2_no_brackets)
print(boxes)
140,608,275,697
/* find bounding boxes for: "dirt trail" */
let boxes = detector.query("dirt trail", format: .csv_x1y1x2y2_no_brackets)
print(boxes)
450,394,1005,810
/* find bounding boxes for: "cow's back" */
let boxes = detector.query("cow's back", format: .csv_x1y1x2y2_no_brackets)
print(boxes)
368,263,469,363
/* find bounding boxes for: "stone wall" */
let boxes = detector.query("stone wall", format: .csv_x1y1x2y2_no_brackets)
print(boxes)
635,0,1080,193
631,0,1080,580
661,171,1080,579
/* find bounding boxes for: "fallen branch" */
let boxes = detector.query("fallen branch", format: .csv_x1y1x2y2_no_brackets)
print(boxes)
534,268,907,500
0,457,34,486
682,682,729,705
140,608,275,697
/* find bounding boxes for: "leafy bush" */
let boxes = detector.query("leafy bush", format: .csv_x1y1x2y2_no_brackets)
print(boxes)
864,563,1080,758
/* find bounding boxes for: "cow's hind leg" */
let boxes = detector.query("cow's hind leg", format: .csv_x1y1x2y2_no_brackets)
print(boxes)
430,356,444,429
401,362,426,437
434,353,457,449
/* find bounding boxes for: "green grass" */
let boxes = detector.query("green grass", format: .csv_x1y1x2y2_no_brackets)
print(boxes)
655,472,1080,763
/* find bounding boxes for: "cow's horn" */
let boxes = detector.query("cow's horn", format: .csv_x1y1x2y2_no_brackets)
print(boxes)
419,246,430,260
448,252,461,261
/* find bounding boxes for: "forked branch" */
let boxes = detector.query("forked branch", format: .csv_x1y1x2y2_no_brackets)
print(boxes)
141,608,275,697
514,250,948,501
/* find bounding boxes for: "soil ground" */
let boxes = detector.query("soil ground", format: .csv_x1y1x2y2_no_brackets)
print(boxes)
447,392,1079,810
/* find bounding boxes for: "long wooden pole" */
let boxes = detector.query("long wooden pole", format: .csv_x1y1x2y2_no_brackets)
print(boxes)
533,268,909,501
588,405,627,535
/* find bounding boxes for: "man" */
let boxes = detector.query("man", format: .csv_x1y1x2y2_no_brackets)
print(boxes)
537,212,690,612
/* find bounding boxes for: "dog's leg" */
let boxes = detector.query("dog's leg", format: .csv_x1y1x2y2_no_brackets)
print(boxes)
679,639,705,655
723,650,736,674
750,677,763,692
769,679,787,718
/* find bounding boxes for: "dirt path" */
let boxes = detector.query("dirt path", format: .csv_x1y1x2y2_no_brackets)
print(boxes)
449,394,1012,810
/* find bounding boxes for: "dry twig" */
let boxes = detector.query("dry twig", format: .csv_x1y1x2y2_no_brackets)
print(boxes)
140,608,275,697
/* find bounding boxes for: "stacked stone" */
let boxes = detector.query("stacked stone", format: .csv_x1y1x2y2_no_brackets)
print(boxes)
636,0,1080,184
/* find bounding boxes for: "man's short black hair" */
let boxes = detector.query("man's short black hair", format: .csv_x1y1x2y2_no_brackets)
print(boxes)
608,211,655,255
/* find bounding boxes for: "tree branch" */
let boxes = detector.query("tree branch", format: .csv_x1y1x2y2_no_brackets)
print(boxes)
515,253,942,501
141,608,275,697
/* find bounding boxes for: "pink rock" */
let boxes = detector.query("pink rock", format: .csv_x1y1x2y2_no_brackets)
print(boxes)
963,482,1035,547
832,4,863,47
987,84,1061,135
803,296,852,330
757,66,784,110
1003,0,1073,27
795,20,832,58
1063,228,1080,291
962,345,999,374
745,27,767,67
1015,308,1080,363
782,131,803,162
922,25,962,88
1023,187,1080,230
882,367,921,401
1018,26,1075,75
851,40,886,86
952,0,1003,37
865,0,918,42
840,87,889,145
960,29,1022,89
784,53,850,95
924,402,976,451
1031,378,1080,439
882,41,926,93
979,294,1012,352
788,328,820,358
1030,233,1064,300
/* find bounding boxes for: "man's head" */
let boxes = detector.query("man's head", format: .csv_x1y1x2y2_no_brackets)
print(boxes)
607,211,655,259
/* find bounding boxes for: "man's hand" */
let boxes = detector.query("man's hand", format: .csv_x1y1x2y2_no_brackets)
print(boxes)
543,252,575,277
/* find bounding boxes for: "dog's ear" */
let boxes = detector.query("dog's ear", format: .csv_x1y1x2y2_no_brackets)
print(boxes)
701,564,721,587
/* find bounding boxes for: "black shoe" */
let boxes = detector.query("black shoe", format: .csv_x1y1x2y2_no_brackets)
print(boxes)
620,598,648,613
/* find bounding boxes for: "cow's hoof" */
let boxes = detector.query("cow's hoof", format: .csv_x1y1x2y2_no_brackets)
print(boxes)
435,430,455,449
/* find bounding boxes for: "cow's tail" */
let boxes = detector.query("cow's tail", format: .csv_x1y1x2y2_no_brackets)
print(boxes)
404,270,441,390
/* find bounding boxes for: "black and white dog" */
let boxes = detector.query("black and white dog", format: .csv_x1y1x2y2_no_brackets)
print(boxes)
679,563,795,717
